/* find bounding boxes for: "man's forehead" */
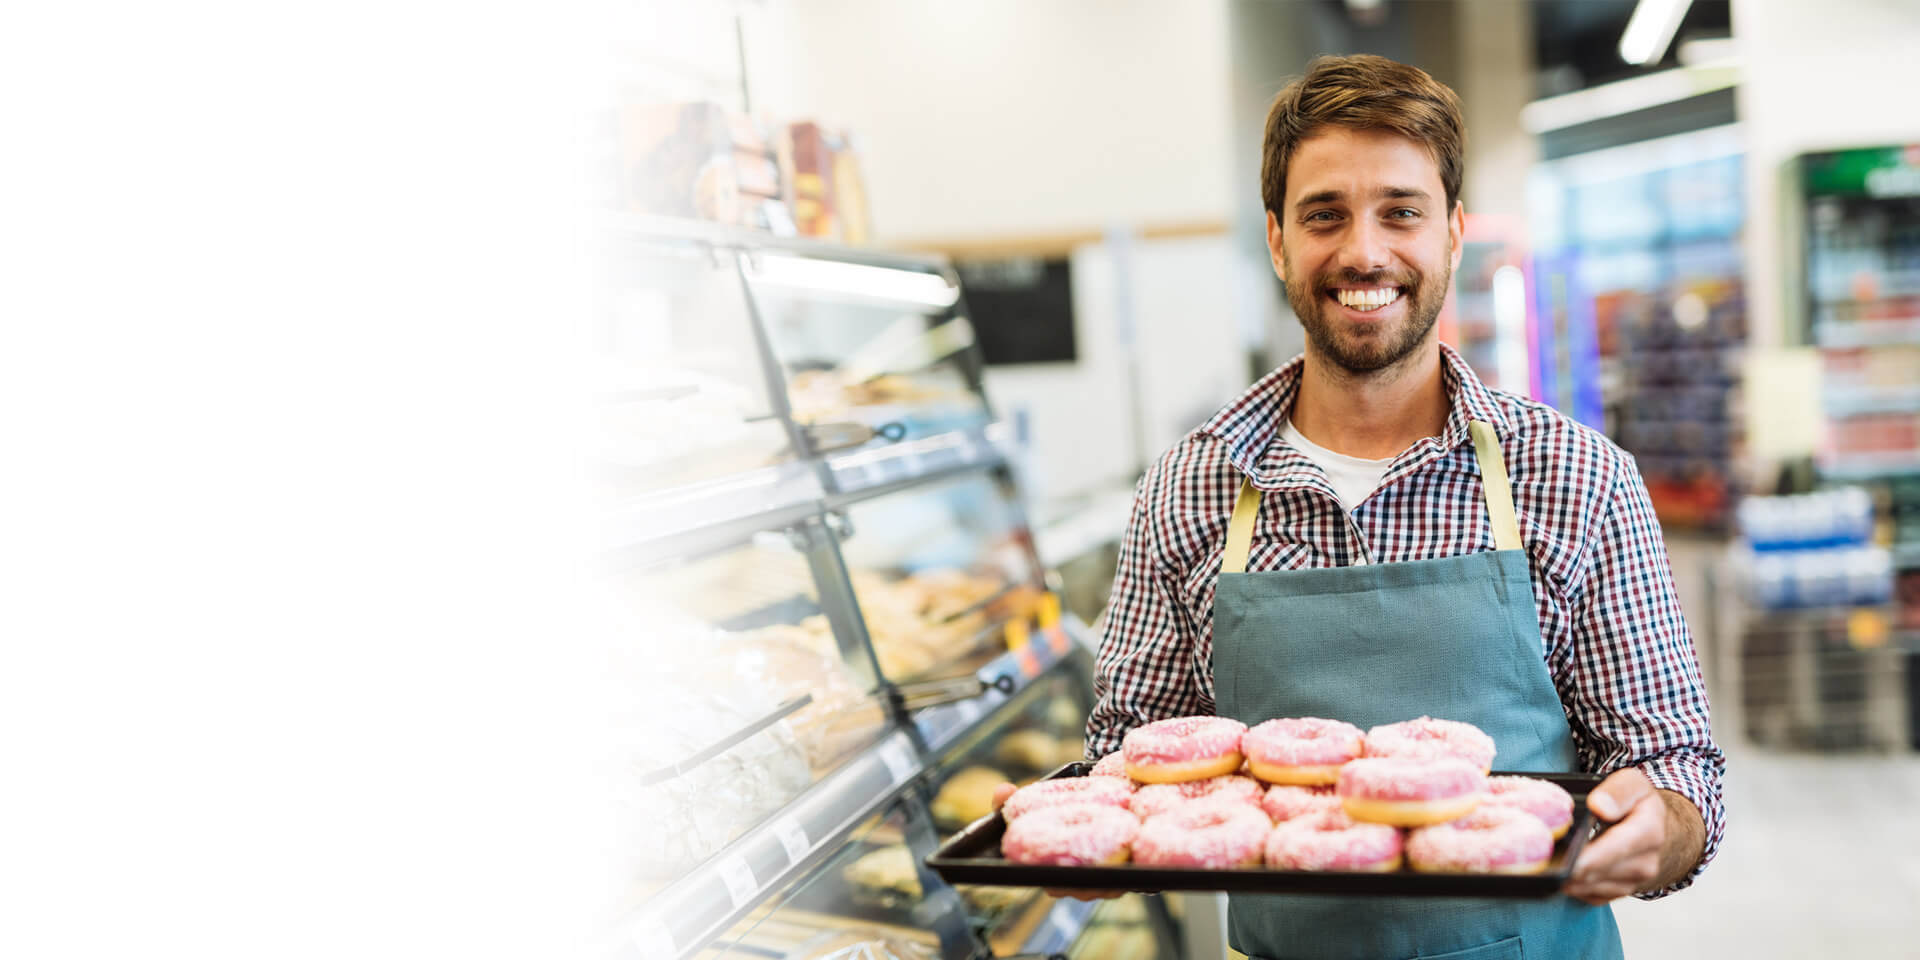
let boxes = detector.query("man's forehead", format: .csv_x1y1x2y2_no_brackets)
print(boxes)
1286,127,1442,205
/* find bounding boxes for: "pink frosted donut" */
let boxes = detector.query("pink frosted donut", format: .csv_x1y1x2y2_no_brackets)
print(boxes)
1260,784,1341,823
1481,776,1574,839
1407,805,1554,874
1002,776,1133,821
1133,801,1270,868
1264,808,1403,872
1243,717,1364,785
1363,717,1496,771
1002,803,1139,866
1088,752,1130,779
1123,716,1249,784
1129,774,1263,818
1337,757,1486,827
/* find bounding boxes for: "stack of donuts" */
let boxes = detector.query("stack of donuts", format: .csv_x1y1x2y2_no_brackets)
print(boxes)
999,715,1575,875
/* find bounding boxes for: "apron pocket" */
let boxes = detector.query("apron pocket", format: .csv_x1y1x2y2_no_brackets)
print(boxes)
1417,935,1524,960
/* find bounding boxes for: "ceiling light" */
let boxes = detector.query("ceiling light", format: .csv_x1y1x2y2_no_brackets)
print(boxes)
1619,0,1693,66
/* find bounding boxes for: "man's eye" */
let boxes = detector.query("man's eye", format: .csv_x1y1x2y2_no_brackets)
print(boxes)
1306,211,1337,223
1389,208,1420,219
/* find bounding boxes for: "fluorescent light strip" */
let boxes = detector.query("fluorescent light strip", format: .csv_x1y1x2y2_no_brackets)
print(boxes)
1519,61,1737,134
749,254,959,308
1619,0,1693,66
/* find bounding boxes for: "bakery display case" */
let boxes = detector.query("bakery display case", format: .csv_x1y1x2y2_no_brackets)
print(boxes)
610,217,1134,960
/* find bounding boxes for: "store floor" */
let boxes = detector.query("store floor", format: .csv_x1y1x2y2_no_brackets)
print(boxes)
1609,534,1920,958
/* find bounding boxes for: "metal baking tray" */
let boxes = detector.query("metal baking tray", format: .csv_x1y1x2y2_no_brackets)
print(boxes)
925,762,1600,897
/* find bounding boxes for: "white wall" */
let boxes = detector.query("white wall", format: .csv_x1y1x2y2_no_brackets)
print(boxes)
1733,0,1920,347
987,235,1249,505
783,0,1235,241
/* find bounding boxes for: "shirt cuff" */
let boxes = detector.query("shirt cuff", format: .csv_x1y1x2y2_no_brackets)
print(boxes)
1633,752,1726,899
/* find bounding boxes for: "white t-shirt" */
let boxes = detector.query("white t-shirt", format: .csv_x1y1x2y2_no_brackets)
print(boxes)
1278,419,1394,512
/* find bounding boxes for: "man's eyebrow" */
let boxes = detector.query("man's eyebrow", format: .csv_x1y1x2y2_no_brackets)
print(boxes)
1293,186,1432,207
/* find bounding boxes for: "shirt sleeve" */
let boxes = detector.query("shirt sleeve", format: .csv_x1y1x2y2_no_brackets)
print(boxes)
1566,457,1727,898
1085,464,1208,759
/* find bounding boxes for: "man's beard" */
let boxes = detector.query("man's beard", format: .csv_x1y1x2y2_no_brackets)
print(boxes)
1283,260,1449,375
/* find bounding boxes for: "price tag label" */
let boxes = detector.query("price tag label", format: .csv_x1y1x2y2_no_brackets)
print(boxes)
1016,645,1041,678
1047,626,1070,655
956,698,984,724
631,919,675,959
716,855,758,908
880,738,918,784
773,817,810,865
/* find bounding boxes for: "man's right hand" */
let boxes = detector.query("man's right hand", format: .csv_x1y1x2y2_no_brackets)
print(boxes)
991,782,1125,902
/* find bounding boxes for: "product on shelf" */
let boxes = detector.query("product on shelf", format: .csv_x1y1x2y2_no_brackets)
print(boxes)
785,369,962,426
621,684,813,882
789,928,938,960
843,845,923,908
931,766,1010,829
993,730,1063,772
720,625,889,772
831,567,1013,680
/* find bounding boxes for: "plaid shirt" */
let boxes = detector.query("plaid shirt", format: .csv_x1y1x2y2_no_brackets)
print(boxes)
1087,343,1725,896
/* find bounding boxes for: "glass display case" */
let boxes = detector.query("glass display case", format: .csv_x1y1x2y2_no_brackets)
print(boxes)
608,216,1136,960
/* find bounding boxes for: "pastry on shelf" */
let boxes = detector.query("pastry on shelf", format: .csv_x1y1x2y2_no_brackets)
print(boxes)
842,844,922,909
930,765,1008,829
994,730,1062,772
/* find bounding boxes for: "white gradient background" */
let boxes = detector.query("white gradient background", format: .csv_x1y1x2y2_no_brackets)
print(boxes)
4,1,624,957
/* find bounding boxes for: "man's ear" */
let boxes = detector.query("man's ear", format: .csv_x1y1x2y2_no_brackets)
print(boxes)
1266,209,1287,281
1449,200,1466,272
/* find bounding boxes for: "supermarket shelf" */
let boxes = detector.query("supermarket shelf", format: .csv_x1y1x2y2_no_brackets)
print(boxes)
624,212,953,274
1021,897,1102,956
824,424,1013,505
914,618,1087,755
608,424,1017,565
604,462,826,566
621,729,925,960
1818,454,1920,480
1894,542,1920,570
1814,318,1920,348
1823,385,1920,417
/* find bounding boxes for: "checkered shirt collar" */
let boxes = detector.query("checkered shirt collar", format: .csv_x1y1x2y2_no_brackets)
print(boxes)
1198,341,1513,488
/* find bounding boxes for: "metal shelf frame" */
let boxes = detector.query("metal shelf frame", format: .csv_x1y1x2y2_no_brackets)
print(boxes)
613,224,1114,960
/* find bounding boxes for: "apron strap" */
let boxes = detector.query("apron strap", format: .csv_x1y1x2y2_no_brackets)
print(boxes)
1468,420,1524,551
1221,478,1262,574
1222,419,1521,572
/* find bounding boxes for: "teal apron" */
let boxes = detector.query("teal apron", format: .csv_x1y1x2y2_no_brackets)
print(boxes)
1212,421,1623,960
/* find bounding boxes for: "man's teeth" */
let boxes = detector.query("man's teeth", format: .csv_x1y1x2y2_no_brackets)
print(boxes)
1335,287,1401,311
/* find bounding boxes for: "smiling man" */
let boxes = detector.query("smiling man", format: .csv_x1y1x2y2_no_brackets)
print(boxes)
1078,55,1726,959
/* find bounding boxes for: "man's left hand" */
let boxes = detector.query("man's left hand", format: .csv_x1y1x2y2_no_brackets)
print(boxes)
1565,766,1705,905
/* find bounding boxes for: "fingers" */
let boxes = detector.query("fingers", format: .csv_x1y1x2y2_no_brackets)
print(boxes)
1567,792,1666,903
1585,767,1654,822
991,783,1017,812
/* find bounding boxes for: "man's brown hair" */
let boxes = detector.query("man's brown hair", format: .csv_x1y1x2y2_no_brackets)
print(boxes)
1260,54,1466,217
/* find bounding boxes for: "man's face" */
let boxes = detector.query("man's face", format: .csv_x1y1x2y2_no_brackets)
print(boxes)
1267,126,1464,375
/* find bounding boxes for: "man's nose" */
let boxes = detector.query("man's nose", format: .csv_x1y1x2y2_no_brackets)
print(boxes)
1336,218,1391,276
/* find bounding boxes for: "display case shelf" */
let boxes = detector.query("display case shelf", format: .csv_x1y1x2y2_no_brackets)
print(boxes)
913,619,1087,755
622,730,924,960
609,224,1105,960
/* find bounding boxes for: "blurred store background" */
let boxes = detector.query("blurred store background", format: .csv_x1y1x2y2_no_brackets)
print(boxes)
612,1,1920,958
